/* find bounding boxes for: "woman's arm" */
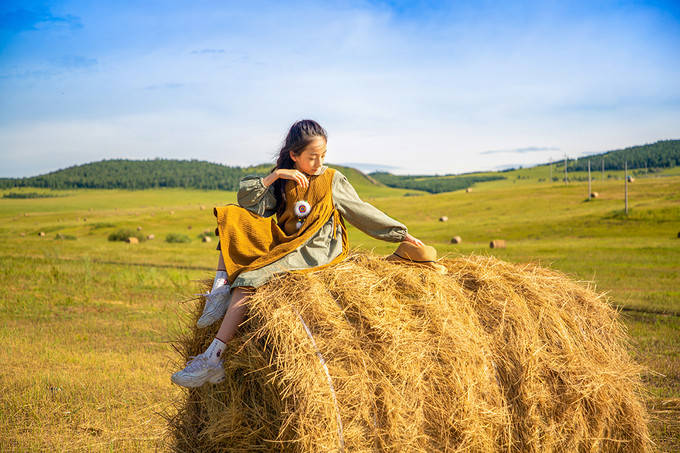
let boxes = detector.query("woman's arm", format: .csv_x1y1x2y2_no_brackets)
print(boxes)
332,170,413,243
237,169,315,217
237,175,278,217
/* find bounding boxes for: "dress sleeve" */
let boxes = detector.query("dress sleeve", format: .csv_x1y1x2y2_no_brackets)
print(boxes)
332,170,408,242
237,175,278,217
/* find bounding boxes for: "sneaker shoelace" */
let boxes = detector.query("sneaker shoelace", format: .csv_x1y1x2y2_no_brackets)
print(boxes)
184,355,210,372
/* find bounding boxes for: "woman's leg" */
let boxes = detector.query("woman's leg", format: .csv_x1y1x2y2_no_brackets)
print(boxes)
217,252,226,272
215,286,252,343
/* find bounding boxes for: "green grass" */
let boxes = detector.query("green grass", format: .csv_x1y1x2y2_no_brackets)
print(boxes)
1,172,679,451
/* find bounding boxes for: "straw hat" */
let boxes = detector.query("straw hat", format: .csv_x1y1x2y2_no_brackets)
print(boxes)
385,241,448,274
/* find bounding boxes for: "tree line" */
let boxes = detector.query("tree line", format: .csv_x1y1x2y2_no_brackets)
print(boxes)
369,172,504,193
0,159,272,190
560,139,679,171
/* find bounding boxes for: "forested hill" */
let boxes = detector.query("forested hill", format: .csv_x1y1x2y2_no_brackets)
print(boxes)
0,159,381,191
563,139,680,171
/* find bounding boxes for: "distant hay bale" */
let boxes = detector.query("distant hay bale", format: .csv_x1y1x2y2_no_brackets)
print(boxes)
439,216,449,222
200,205,207,210
126,237,139,244
466,187,473,193
137,226,143,231
490,239,506,249
168,251,650,452
187,225,193,230
170,210,175,215
451,236,462,244
38,232,45,237
202,236,212,243
147,234,155,240
627,176,635,183
20,232,25,237
591,192,599,198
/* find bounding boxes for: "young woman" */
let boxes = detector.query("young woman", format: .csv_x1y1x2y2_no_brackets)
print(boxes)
172,119,423,387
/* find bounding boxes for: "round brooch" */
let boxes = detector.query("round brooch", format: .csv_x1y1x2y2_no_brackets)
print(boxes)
294,200,311,218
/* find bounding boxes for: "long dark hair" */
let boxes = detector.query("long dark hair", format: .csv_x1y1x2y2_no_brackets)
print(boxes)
271,119,328,215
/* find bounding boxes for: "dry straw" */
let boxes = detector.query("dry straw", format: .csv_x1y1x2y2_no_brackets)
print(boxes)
167,251,650,452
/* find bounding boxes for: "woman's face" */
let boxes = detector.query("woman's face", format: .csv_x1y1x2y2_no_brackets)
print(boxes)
290,136,327,175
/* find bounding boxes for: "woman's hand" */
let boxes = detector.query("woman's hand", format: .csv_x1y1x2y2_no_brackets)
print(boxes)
270,169,309,189
403,233,424,248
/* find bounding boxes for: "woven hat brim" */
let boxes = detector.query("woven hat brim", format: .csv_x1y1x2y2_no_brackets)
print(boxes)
385,254,448,275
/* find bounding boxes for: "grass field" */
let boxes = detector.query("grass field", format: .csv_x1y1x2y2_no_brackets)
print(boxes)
1,168,678,451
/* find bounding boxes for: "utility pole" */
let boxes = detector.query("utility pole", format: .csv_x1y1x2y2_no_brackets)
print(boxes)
564,155,568,184
602,158,604,181
624,160,629,215
588,160,593,201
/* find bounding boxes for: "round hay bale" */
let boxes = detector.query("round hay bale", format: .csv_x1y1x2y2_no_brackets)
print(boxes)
38,232,45,237
202,236,212,243
627,176,635,183
591,192,599,198
170,210,175,215
187,225,192,230
126,237,139,244
466,187,472,193
490,239,506,249
147,234,155,240
439,216,449,222
137,226,143,231
200,205,207,210
169,252,650,452
451,236,462,244
20,232,25,237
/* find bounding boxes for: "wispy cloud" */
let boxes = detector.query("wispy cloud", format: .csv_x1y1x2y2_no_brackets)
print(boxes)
480,146,561,155
144,83,185,91
190,48,225,55
53,55,97,69
0,7,82,32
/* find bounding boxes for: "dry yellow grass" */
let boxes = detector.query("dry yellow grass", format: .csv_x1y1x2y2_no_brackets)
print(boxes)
169,250,650,452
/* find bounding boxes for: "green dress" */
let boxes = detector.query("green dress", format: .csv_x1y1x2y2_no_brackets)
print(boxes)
225,165,408,289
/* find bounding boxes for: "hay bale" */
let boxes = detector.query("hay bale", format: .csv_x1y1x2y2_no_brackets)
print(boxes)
627,176,635,183
490,239,506,249
466,187,472,193
451,236,462,244
126,237,139,244
200,205,207,210
439,216,448,222
20,232,25,237
169,252,650,452
202,236,212,243
137,226,143,231
147,234,155,240
187,225,192,230
591,192,599,198
170,210,175,215
38,232,45,237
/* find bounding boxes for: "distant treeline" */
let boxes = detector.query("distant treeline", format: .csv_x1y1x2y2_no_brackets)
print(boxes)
560,140,679,171
0,159,272,190
369,172,504,193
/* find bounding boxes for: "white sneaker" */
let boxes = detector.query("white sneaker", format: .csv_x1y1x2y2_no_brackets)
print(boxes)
171,353,225,388
196,285,231,328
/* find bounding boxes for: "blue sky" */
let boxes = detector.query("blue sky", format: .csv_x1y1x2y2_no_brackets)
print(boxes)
1,0,679,177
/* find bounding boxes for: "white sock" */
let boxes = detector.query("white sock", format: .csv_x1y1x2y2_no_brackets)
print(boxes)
211,270,228,293
205,337,226,364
